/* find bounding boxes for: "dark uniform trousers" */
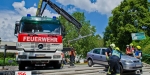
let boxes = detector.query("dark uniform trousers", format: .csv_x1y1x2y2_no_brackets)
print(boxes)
108,55,120,74
70,55,75,66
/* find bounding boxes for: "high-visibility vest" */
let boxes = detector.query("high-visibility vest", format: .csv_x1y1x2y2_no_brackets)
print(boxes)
112,50,121,58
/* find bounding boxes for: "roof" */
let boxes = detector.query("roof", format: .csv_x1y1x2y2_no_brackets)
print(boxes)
94,47,108,49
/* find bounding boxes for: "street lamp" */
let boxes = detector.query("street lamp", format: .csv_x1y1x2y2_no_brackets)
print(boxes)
0,38,1,45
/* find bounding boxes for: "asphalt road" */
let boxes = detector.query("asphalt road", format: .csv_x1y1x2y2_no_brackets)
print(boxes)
0,64,149,75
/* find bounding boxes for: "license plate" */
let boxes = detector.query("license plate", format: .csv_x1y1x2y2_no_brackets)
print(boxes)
35,64,45,66
136,64,141,67
35,54,45,57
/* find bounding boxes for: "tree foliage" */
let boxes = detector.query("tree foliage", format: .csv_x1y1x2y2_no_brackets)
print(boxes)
59,12,104,58
104,0,150,51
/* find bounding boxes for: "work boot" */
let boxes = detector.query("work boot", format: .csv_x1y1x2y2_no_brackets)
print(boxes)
107,72,111,75
116,73,120,75
107,67,111,75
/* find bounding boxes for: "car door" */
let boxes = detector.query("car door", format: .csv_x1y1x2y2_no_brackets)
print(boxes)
99,48,108,65
92,49,101,64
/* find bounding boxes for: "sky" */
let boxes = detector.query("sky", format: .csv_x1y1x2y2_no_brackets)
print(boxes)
0,0,123,42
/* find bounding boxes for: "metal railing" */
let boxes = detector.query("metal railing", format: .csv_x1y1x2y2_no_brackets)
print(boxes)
0,44,17,69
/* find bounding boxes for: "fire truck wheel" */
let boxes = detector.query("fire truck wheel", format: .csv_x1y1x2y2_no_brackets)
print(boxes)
53,61,63,69
19,63,25,70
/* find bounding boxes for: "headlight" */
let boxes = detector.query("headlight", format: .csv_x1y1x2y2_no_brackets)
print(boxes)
124,60,133,63
53,55,61,58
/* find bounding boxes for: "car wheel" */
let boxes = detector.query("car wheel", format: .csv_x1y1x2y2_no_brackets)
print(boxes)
120,64,123,74
88,59,93,67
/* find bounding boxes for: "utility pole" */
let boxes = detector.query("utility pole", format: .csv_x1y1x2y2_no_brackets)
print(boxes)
0,38,1,45
134,20,138,32
67,34,92,46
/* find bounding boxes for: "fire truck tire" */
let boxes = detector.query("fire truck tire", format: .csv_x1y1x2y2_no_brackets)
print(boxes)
19,63,25,70
53,61,63,69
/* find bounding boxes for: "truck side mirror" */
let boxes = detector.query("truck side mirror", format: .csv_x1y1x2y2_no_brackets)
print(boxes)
14,21,20,35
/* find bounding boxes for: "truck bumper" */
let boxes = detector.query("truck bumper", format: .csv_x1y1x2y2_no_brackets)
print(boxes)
16,51,63,62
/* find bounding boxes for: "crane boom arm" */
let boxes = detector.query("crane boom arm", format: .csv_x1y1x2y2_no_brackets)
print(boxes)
36,0,44,16
36,0,82,30
45,0,82,30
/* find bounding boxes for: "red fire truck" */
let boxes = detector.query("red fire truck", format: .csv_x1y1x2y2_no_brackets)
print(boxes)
14,0,82,70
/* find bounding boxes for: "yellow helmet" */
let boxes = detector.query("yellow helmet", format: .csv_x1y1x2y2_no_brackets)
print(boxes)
130,43,133,46
110,43,115,48
136,46,141,49
115,47,120,51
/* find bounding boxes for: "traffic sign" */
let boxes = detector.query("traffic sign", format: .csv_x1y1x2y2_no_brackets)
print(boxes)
131,32,146,40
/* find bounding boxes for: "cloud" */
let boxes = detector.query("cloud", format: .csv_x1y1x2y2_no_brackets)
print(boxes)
67,6,77,14
0,1,59,42
56,0,123,17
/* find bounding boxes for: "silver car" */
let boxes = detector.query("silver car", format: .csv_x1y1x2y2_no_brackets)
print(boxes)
86,48,143,74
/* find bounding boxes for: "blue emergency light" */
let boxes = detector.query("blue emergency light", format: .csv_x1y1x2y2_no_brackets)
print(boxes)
27,14,31,17
53,16,57,20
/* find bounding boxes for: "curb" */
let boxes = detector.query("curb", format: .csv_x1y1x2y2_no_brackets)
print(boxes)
0,68,8,71
142,62,150,67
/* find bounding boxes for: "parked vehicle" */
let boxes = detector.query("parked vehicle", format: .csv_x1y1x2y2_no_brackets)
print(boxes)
86,48,143,74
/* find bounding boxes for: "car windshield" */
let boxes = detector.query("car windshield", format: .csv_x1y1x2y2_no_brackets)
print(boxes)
120,52,126,55
20,22,61,34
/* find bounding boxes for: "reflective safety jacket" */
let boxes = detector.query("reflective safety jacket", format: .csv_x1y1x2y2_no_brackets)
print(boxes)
112,50,122,59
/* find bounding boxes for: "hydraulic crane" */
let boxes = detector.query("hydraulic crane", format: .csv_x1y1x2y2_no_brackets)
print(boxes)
36,0,82,30
35,0,87,47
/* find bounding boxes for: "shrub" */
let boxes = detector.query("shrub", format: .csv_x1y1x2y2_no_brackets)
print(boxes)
0,52,16,58
0,58,18,66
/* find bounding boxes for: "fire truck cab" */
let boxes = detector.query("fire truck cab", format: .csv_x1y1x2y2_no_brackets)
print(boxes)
14,14,65,70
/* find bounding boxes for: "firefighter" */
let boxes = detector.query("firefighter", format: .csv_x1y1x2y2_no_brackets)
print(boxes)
107,47,122,75
134,46,142,60
105,43,116,60
126,45,133,56
130,43,135,56
68,45,76,67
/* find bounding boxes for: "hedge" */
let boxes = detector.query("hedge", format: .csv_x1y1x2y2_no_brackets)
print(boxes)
0,58,18,66
0,52,16,58
142,54,150,64
0,52,17,66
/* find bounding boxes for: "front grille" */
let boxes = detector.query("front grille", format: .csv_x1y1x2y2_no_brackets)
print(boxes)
20,42,62,51
133,60,140,63
132,67,142,69
23,42,50,50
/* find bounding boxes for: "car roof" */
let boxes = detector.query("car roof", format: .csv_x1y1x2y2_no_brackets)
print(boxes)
94,47,107,49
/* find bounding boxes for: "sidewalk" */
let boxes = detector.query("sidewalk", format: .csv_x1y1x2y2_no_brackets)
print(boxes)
0,66,18,71
142,62,150,67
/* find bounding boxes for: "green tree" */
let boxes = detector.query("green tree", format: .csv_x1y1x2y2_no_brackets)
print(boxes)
59,12,104,58
104,0,150,51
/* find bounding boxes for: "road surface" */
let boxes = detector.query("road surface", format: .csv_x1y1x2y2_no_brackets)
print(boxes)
0,64,149,75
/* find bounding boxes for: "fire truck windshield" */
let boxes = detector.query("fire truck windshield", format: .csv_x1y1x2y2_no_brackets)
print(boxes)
20,22,61,34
